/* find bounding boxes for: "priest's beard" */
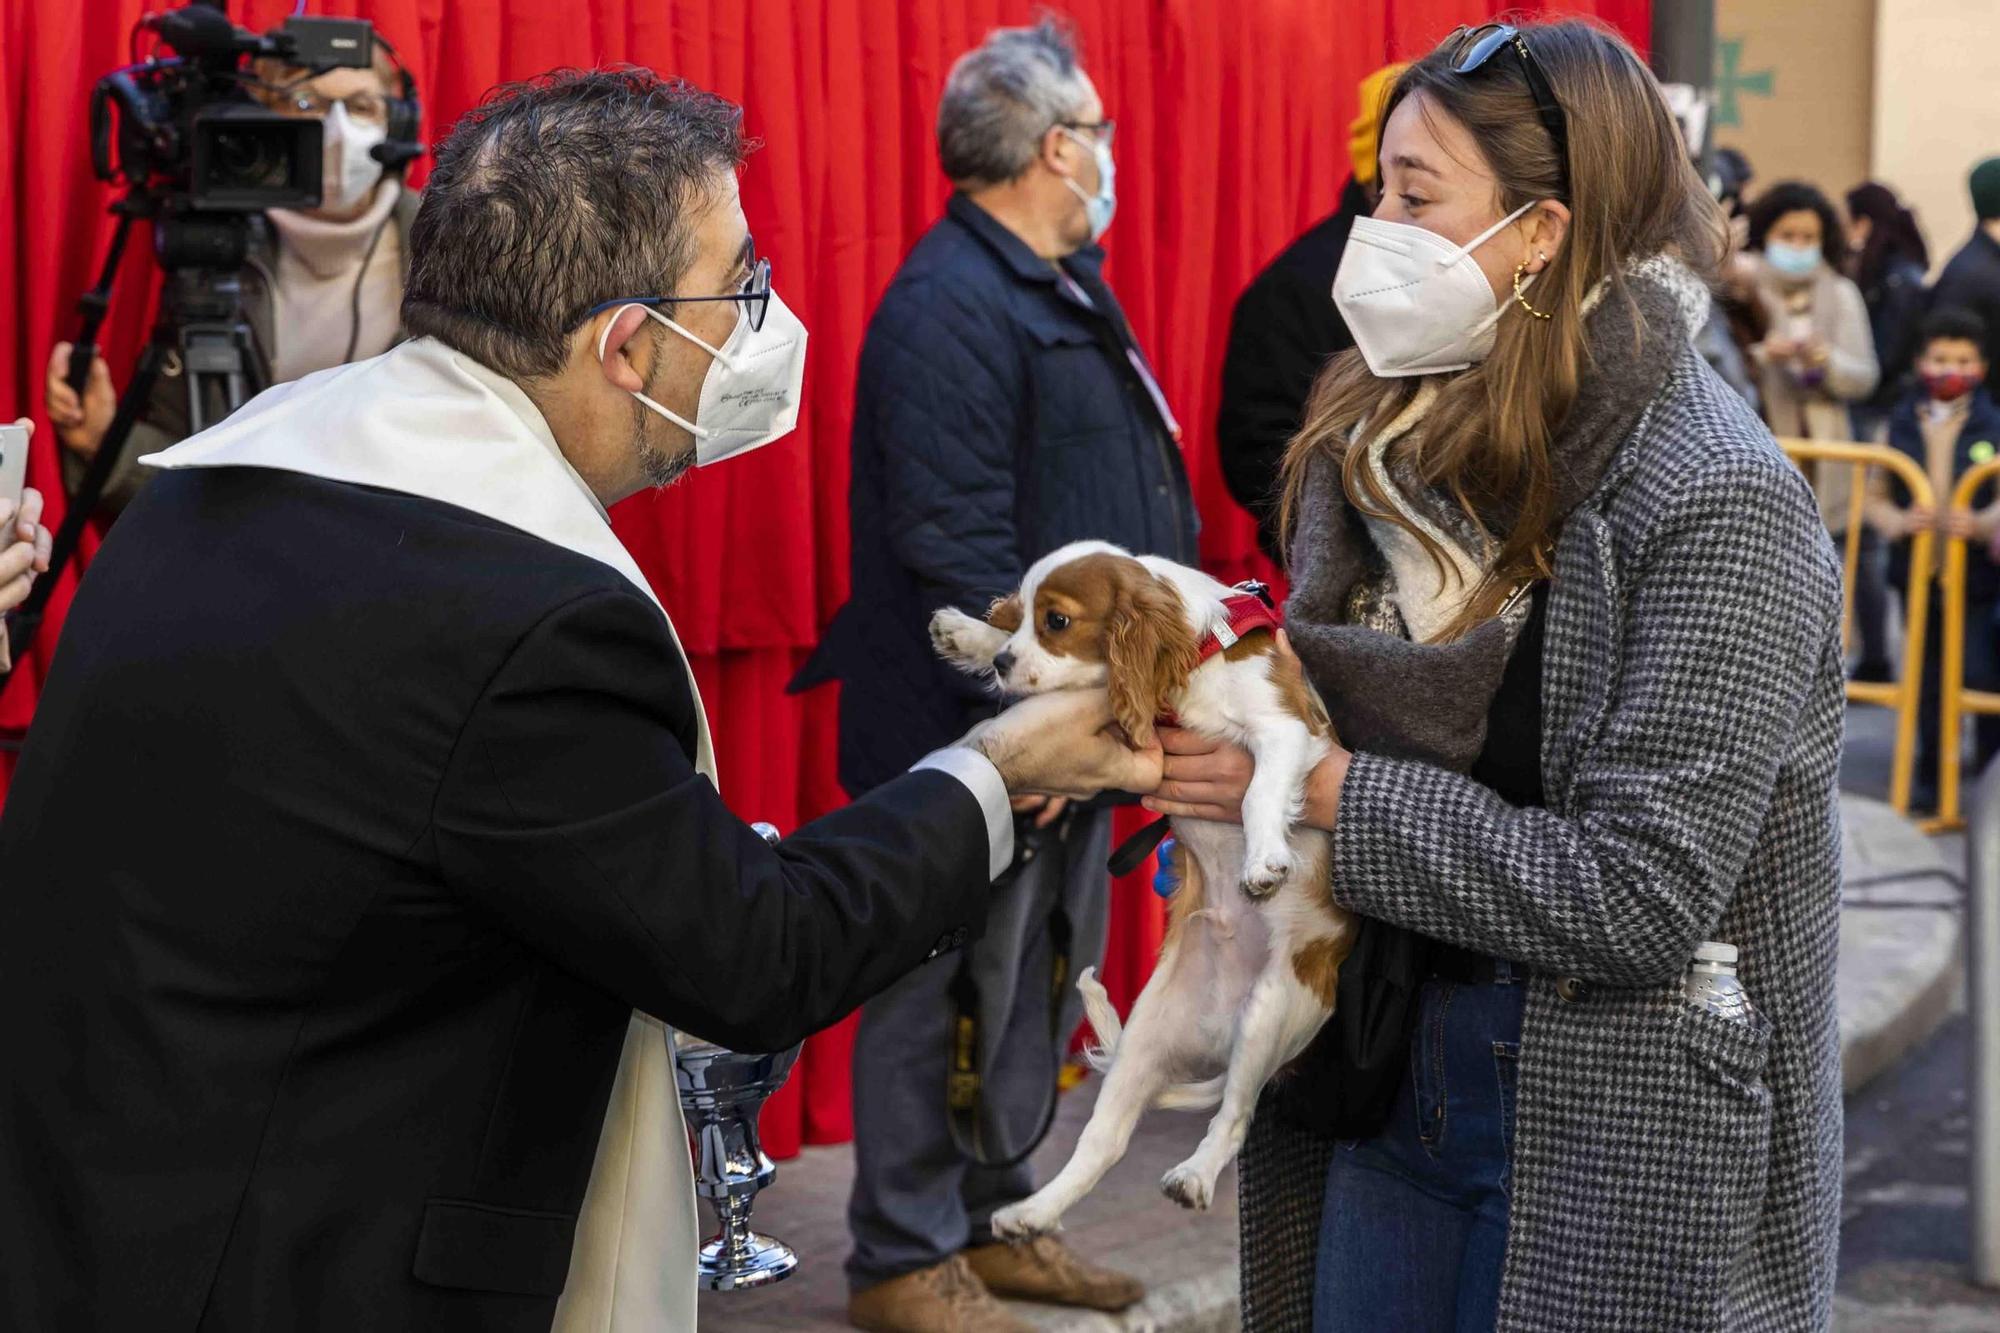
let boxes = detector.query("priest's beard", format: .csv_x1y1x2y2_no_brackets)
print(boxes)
633,360,697,490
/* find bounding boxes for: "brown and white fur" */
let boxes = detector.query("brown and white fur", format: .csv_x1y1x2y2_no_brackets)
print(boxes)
929,540,1355,1231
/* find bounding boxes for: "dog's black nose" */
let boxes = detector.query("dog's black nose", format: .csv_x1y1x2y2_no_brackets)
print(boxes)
994,651,1016,676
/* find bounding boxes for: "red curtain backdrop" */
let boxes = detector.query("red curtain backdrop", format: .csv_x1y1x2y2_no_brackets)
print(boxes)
0,0,1649,1157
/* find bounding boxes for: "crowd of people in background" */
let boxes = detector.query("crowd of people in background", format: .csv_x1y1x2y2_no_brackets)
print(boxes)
1685,153,2000,809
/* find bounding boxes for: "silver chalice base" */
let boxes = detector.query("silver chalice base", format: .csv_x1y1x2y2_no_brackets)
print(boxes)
673,1033,804,1292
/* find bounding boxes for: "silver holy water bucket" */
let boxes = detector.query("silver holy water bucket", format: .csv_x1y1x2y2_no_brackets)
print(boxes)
671,822,802,1292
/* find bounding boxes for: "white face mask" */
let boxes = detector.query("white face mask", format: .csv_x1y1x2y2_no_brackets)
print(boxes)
596,289,809,468
1332,200,1537,378
319,102,387,215
1060,128,1116,243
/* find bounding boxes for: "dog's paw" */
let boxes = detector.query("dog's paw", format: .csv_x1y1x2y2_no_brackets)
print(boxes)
990,1197,1062,1240
1160,1162,1215,1212
1240,849,1295,899
930,607,997,670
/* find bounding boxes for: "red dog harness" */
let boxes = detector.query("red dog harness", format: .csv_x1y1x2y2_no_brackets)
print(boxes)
1196,583,1283,662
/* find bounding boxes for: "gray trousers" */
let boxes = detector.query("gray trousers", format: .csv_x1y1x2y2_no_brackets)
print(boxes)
845,807,1113,1291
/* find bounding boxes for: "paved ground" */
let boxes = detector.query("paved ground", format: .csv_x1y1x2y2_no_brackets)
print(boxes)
696,1076,1239,1331
701,705,1985,1332
1838,1009,2000,1331
1833,707,2000,1331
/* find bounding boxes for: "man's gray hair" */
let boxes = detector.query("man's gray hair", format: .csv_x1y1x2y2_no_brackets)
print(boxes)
936,18,1092,189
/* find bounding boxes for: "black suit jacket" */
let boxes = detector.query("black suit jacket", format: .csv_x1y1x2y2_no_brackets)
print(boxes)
0,466,991,1331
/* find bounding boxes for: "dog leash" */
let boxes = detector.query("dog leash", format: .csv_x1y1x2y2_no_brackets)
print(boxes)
945,811,1077,1170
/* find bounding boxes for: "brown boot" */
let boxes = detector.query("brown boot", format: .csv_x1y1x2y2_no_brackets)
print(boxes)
847,1254,1036,1333
963,1235,1145,1312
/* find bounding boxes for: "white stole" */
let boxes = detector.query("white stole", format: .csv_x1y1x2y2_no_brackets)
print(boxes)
142,336,704,1332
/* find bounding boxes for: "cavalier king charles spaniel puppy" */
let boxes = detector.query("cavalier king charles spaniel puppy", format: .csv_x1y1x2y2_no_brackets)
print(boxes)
930,540,1355,1227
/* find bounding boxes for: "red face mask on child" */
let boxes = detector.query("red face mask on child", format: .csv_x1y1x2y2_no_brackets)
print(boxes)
1922,370,1985,402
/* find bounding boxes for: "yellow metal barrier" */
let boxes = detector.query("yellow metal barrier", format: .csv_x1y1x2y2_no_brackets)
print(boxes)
1778,439,1935,816
1927,458,2000,830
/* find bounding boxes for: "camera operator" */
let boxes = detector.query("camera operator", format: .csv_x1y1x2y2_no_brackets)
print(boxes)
0,422,52,678
44,37,419,514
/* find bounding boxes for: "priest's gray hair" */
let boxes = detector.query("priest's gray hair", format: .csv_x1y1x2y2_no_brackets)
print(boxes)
403,67,750,380
937,17,1091,189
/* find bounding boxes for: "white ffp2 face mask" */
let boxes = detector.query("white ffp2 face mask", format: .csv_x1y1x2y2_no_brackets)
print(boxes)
596,289,809,468
320,102,387,215
1332,200,1537,378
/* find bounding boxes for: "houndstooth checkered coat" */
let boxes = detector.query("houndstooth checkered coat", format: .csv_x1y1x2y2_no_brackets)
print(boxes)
1245,335,1847,1331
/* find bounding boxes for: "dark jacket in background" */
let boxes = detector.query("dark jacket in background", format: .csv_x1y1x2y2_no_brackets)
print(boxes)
1927,230,2000,371
1882,385,2000,602
1216,175,1370,561
1858,251,1933,415
0,466,992,1332
795,193,1197,795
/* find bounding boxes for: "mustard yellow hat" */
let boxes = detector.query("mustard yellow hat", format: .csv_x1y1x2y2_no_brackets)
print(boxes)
1349,62,1411,188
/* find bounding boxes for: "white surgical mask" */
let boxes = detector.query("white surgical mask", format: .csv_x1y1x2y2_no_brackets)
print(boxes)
596,289,809,468
319,102,387,216
1060,128,1116,243
1332,200,1537,378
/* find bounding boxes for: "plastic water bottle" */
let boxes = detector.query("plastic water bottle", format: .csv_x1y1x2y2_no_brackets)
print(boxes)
1684,941,1752,1022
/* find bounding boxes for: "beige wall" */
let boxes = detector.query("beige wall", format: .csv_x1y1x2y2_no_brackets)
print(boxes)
1714,0,1876,212
1872,0,2000,275
1714,0,2000,273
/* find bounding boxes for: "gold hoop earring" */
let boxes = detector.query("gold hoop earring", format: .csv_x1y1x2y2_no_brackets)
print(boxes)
1513,260,1552,320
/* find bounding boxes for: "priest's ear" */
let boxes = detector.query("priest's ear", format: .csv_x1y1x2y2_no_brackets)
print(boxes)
593,304,655,394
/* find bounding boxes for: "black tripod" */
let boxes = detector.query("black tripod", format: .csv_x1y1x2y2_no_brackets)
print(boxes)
7,207,267,653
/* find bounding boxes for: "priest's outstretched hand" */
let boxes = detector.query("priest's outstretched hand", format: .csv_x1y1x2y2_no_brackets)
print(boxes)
964,688,1163,800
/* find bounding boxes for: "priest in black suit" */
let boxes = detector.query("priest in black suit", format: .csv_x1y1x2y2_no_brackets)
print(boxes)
0,70,1159,1333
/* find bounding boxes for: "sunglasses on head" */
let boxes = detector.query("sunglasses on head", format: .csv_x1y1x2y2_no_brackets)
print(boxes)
1447,23,1571,203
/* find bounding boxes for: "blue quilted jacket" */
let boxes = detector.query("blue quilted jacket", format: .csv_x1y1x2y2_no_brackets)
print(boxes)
794,194,1198,795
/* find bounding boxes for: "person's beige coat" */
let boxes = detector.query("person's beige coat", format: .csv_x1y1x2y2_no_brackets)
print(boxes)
1751,256,1879,530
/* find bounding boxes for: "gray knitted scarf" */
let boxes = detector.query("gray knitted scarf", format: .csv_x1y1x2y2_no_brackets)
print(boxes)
1285,255,1711,772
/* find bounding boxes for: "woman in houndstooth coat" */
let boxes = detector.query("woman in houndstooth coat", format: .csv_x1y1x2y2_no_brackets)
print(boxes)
1150,20,1844,1333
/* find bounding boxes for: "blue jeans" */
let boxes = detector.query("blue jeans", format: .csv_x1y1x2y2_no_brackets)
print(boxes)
1313,963,1526,1333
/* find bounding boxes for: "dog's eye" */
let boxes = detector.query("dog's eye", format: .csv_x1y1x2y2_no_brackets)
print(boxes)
1044,610,1071,633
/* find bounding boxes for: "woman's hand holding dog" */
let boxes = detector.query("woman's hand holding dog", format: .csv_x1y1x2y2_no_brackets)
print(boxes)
1142,633,1350,829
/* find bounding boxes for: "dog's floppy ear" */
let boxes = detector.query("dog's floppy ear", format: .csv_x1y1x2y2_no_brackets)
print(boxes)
987,593,1024,632
1105,568,1198,748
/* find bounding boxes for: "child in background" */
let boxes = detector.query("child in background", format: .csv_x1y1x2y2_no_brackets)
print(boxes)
1865,308,2000,807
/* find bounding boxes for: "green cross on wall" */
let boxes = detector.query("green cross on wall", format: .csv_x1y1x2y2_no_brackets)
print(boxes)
1715,37,1775,128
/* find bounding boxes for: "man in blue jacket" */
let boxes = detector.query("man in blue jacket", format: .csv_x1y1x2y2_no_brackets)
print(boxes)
793,18,1196,1333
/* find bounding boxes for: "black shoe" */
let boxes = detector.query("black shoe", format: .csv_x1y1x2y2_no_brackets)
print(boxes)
1852,658,1895,684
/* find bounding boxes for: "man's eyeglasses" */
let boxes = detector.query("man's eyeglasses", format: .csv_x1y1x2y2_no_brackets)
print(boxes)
1057,118,1115,148
586,255,773,334
1448,24,1570,203
276,89,392,126
267,76,392,127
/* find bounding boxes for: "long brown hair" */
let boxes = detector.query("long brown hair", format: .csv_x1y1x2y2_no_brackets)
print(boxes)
1279,20,1724,640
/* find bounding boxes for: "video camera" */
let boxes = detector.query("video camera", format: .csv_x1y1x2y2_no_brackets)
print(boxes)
92,1,379,212
5,1,410,654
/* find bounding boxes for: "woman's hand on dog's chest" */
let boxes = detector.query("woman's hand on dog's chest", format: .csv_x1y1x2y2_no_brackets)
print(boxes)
1143,727,1351,830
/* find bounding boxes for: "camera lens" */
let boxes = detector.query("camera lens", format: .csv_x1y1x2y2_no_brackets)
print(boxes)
190,106,320,210
206,124,290,193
